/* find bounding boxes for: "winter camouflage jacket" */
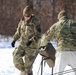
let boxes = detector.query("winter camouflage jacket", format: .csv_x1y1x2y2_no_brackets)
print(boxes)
13,15,41,48
40,16,76,51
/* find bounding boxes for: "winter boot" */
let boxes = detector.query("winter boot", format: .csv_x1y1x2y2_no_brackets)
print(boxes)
26,72,33,75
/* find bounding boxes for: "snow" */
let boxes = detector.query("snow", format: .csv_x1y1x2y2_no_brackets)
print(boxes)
0,35,75,75
0,48,20,75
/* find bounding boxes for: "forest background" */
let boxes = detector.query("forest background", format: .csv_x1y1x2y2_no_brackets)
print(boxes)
0,0,76,36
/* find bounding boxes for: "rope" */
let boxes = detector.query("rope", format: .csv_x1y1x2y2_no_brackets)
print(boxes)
36,55,76,75
52,68,76,75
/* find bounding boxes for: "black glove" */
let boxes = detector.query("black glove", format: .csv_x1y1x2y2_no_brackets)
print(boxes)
39,46,46,50
26,40,32,46
11,40,16,47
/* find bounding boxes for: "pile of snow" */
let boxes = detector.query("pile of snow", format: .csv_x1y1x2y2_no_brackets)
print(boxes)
0,35,52,75
0,35,20,75
0,35,75,75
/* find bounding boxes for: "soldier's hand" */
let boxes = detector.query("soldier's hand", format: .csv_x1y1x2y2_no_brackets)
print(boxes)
26,40,32,46
39,46,46,51
11,40,16,47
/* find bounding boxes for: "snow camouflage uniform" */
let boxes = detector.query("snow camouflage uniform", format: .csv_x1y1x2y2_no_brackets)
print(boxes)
39,10,76,75
12,6,41,75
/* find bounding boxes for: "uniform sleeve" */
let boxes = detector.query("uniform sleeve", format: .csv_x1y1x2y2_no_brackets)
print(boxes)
30,16,41,42
71,21,76,39
71,21,76,34
13,20,22,41
39,24,56,47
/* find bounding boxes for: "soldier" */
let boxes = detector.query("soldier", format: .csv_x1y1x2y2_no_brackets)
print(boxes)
39,10,76,75
11,6,41,75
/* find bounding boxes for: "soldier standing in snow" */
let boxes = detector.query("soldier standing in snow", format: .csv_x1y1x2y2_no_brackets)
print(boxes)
11,6,41,75
39,10,76,75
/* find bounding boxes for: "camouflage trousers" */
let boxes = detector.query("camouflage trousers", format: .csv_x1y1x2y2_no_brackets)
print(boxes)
13,44,38,74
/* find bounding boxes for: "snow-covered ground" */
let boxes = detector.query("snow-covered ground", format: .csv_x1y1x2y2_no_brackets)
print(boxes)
0,35,75,75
